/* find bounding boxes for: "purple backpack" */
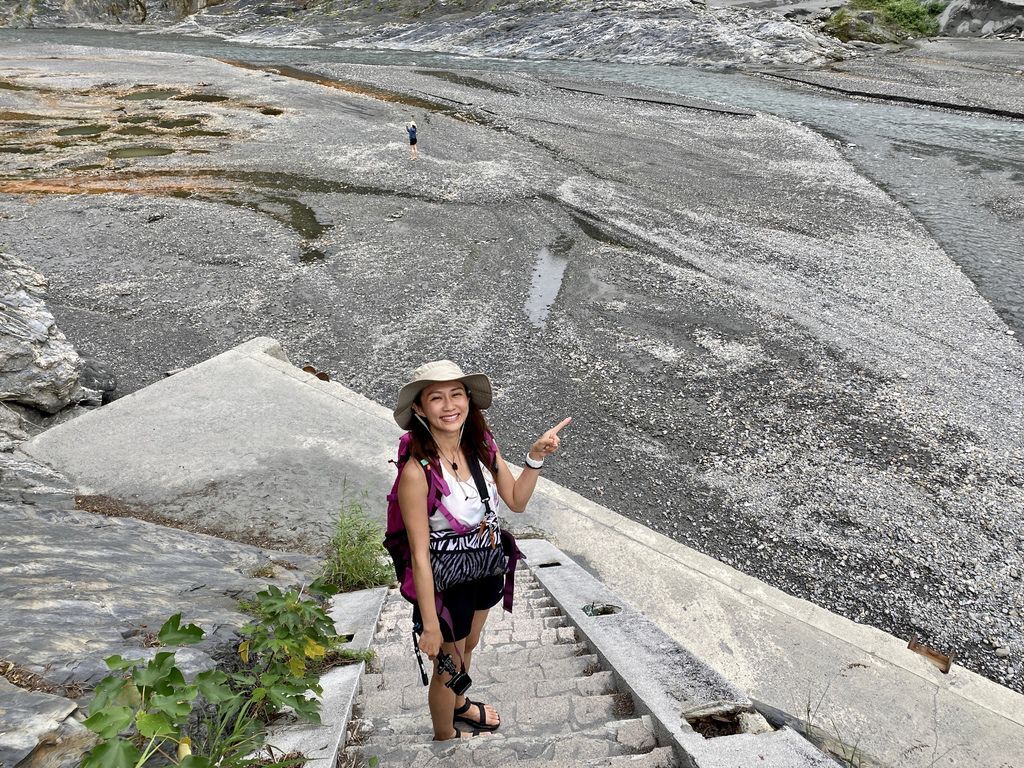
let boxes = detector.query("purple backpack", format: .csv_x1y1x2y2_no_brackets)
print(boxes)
383,431,523,616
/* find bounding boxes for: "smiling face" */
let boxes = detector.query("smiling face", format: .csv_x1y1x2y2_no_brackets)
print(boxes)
413,380,469,435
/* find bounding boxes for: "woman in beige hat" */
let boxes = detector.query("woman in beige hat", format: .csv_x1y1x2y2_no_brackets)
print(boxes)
393,359,571,740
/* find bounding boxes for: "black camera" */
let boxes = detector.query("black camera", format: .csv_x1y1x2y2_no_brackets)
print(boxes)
436,651,472,696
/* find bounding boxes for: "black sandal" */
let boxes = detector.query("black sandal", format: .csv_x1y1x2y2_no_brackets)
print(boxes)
453,698,500,732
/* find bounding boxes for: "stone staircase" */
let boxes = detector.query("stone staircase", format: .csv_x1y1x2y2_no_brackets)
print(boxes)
342,571,677,767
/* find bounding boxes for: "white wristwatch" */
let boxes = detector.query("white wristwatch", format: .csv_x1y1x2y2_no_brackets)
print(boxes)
525,453,545,469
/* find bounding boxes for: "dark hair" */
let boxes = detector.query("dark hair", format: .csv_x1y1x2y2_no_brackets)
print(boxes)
407,384,496,470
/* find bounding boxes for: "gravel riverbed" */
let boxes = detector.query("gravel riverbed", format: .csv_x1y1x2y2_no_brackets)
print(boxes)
1,43,1021,694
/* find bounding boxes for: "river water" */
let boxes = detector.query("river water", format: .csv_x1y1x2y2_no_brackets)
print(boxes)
3,27,1023,337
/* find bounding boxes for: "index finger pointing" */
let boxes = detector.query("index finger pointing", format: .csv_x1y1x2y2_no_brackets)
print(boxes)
549,417,573,435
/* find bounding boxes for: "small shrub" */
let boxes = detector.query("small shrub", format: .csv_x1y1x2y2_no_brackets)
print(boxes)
248,562,276,579
321,491,393,592
231,580,340,723
825,0,946,41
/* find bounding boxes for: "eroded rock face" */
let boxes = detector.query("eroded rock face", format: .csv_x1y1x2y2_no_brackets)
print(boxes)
0,252,84,414
0,679,95,768
939,0,1024,35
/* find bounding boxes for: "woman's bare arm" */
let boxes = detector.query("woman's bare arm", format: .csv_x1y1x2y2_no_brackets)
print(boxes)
398,460,443,658
493,417,572,512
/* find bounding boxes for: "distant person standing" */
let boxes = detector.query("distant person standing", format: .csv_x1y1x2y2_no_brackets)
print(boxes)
407,120,418,160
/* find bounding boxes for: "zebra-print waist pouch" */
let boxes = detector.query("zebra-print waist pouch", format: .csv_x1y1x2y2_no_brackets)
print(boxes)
429,514,509,592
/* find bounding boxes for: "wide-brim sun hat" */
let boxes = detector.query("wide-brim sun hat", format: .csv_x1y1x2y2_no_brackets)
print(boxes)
393,360,493,430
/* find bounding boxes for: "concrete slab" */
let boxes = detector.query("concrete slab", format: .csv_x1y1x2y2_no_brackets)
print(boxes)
522,539,838,767
21,337,404,552
520,540,744,742
330,587,390,652
21,338,1024,768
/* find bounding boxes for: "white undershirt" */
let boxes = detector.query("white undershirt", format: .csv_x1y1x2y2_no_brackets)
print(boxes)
430,461,499,532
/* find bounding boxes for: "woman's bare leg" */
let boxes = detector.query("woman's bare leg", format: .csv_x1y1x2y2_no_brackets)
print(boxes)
453,609,500,728
428,638,464,740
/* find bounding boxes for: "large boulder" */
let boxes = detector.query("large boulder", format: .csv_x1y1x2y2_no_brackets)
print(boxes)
0,252,84,414
939,0,1024,35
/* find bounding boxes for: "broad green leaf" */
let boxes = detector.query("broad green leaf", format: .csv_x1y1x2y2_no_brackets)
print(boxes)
164,666,186,689
178,756,215,768
83,706,133,739
82,739,141,768
307,577,338,599
133,652,178,688
194,670,235,704
288,694,321,724
288,657,306,678
135,710,175,738
157,613,205,646
149,691,194,719
90,676,134,712
250,687,267,703
105,654,143,671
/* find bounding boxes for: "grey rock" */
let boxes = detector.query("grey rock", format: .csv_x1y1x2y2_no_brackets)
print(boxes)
940,0,1024,36
738,710,775,735
995,646,1011,658
0,678,85,768
0,460,318,692
15,717,98,768
0,251,84,414
0,0,852,70
0,402,32,451
77,357,117,401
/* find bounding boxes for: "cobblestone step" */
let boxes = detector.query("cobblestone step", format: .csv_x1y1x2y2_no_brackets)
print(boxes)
347,716,659,763
358,669,618,718
361,691,631,739
346,572,675,767
345,743,677,768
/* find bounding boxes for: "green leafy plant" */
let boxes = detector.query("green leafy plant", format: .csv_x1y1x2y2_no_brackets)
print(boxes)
81,614,236,768
826,0,946,40
191,699,269,768
231,580,340,723
321,490,393,592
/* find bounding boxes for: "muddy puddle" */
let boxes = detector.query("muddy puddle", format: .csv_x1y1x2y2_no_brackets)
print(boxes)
120,88,181,101
56,124,109,136
156,118,201,129
525,236,572,329
175,93,230,103
107,146,174,159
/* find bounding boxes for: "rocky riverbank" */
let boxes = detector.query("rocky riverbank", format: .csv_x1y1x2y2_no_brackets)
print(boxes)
1,40,1021,701
1,0,853,70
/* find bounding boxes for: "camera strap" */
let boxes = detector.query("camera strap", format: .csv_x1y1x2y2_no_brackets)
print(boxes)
412,621,467,686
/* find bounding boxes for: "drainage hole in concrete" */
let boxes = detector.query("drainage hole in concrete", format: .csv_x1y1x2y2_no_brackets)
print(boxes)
538,561,562,568
687,712,743,738
583,601,621,616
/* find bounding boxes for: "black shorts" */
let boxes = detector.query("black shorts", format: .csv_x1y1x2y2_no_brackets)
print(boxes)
413,575,503,642
409,138,417,145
